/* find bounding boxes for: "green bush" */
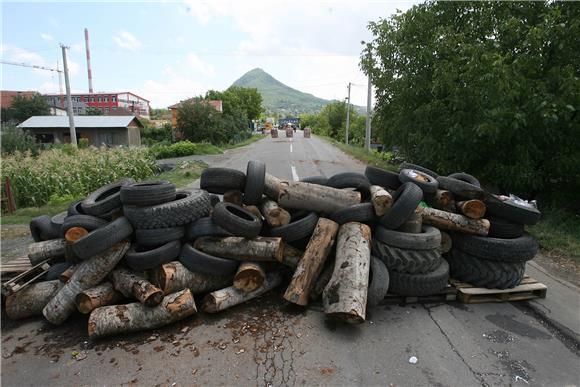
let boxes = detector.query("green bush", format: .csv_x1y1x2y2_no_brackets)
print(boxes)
2,147,157,207
141,122,173,146
149,140,222,159
1,124,38,155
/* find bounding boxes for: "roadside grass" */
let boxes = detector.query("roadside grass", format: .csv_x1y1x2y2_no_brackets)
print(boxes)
157,161,207,188
223,134,266,150
528,207,580,261
317,135,398,171
1,202,70,225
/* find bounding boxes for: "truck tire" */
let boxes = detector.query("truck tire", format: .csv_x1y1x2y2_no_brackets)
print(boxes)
374,225,441,250
367,256,389,307
451,232,538,263
388,258,449,296
447,249,524,289
487,216,525,239
372,240,441,274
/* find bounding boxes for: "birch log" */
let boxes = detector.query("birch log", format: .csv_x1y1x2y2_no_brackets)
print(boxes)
422,207,490,236
264,173,282,200
111,268,163,306
323,222,371,323
233,262,266,292
42,241,130,324
59,264,77,283
259,199,291,227
456,200,486,219
150,261,232,294
244,205,262,219
194,236,284,262
431,190,456,212
284,218,339,305
28,239,66,266
75,282,123,314
88,288,196,339
223,190,243,206
370,185,393,216
281,244,303,267
203,272,282,313
5,280,63,320
277,181,361,214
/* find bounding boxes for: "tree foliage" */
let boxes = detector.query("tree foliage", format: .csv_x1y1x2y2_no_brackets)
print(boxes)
1,93,50,124
85,107,103,116
1,123,39,155
206,86,263,121
300,101,367,145
361,1,580,202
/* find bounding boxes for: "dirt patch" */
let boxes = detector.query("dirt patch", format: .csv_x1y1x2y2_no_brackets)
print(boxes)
1,225,29,239
534,250,580,287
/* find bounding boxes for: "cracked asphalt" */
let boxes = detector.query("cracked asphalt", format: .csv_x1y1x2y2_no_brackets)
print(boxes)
2,132,579,386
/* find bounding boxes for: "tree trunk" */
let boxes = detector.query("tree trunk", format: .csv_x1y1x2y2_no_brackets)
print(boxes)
430,190,456,212
150,261,232,295
264,173,282,200
398,207,423,233
422,207,490,236
277,181,361,214
28,239,66,266
259,199,291,227
243,205,262,219
284,218,339,306
280,244,303,267
42,241,130,325
88,288,196,339
58,264,77,283
5,280,62,320
233,262,266,293
310,261,334,302
456,200,486,219
323,222,371,324
111,268,163,306
194,236,284,262
223,190,243,206
75,282,122,314
64,227,88,242
440,231,452,254
370,185,393,216
202,272,282,313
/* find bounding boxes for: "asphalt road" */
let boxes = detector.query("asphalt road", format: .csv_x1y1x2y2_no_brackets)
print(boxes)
2,132,579,387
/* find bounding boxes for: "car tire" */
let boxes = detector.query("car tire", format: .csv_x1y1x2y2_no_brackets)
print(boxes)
270,212,319,242
485,195,541,225
186,217,231,241
44,261,73,281
374,225,441,250
388,258,449,296
326,172,371,196
135,226,185,247
120,180,176,206
448,172,481,188
372,240,441,274
378,182,423,230
180,243,239,276
81,178,134,216
437,176,484,200
244,160,266,205
72,216,134,260
399,169,438,194
330,203,375,225
211,202,262,238
487,216,525,239
61,214,108,235
367,256,389,307
67,199,85,216
300,176,328,186
365,166,401,190
398,162,439,178
451,232,538,263
125,240,182,271
30,215,59,242
200,168,246,194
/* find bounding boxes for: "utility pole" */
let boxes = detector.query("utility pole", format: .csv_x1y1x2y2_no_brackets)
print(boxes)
364,74,372,151
61,44,77,146
345,82,351,145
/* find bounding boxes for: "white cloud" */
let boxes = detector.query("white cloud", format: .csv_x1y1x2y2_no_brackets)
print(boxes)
40,33,53,42
71,42,84,53
187,53,215,77
67,59,80,76
112,31,143,51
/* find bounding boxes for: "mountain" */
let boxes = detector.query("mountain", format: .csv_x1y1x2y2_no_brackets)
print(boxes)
231,68,332,116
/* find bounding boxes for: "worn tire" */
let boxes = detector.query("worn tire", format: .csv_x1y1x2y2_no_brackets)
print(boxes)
326,172,371,196
388,258,449,296
300,176,328,186
367,256,389,307
447,249,524,289
330,203,375,225
67,199,85,216
135,226,185,247
399,169,438,194
211,202,262,238
50,211,68,233
487,216,525,239
437,176,484,200
200,168,246,194
373,240,441,274
452,232,538,263
120,180,176,206
244,160,266,205
398,162,439,178
448,172,481,188
379,182,423,230
180,243,238,276
270,212,319,242
124,189,211,229
72,216,134,260
186,217,231,241
30,215,59,242
365,166,401,190
45,261,73,281
374,225,441,250
209,194,221,207
125,240,182,271
485,195,541,225
81,178,134,216
61,215,108,235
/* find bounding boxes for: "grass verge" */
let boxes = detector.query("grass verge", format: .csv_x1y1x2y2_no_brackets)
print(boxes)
223,134,266,150
317,135,398,171
528,207,580,261
157,161,207,188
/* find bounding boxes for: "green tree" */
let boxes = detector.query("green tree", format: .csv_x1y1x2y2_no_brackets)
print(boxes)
85,106,103,116
3,93,50,124
206,86,263,121
1,123,38,155
177,99,227,144
361,1,580,202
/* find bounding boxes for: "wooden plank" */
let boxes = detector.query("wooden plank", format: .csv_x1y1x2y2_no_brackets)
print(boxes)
1,257,32,273
451,276,548,304
382,286,457,305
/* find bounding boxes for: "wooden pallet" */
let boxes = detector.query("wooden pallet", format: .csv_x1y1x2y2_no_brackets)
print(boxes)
382,285,457,305
1,256,32,274
450,276,547,304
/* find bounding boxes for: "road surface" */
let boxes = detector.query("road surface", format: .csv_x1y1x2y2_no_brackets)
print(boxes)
2,133,579,387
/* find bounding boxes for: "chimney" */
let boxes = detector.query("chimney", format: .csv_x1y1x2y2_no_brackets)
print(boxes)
84,28,94,93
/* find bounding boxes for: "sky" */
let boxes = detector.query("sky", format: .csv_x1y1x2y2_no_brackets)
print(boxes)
1,0,417,109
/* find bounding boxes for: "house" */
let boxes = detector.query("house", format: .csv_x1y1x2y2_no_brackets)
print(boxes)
18,116,143,146
49,106,68,116
168,99,223,128
43,91,151,117
1,90,37,109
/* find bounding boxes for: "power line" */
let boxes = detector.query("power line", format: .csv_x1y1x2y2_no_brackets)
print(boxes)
0,60,62,73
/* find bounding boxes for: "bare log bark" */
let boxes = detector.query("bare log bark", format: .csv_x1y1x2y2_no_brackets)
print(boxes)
5,280,62,320
440,231,452,254
280,244,303,267
277,181,361,214
111,268,163,306
422,207,490,236
431,190,456,212
223,190,243,206
264,173,282,200
370,185,393,216
58,265,77,283
456,200,486,219
64,227,88,242
194,236,283,262
88,288,197,339
284,218,339,305
150,261,232,295
42,241,130,324
259,199,291,227
323,222,371,323
243,205,262,219
233,262,266,293
203,272,282,313
75,282,122,314
310,261,334,302
28,239,66,266
398,207,423,234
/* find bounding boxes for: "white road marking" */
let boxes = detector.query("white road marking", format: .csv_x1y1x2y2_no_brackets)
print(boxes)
291,165,299,181
290,143,293,153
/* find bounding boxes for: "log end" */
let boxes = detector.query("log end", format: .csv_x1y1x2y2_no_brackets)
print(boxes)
327,311,365,324
75,293,93,314
145,290,164,307
201,294,218,313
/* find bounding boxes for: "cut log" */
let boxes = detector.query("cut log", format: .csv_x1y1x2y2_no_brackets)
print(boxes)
431,190,456,212
259,199,291,227
440,231,452,254
58,264,77,283
264,173,282,200
398,207,423,234
88,288,196,339
203,272,282,313
194,236,284,262
28,239,66,266
42,241,130,324
323,222,371,323
233,262,266,292
278,181,361,214
244,205,262,219
5,280,63,320
422,207,490,236
310,261,334,302
151,261,232,295
456,200,486,219
223,190,243,206
64,227,88,243
281,244,303,267
284,218,339,306
370,185,393,216
75,282,122,314
111,268,163,306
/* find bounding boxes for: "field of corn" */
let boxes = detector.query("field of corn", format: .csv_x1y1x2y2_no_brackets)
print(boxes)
2,147,157,208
